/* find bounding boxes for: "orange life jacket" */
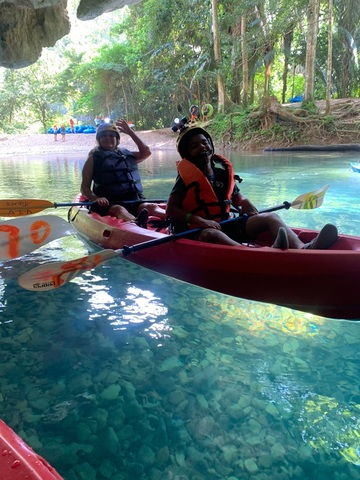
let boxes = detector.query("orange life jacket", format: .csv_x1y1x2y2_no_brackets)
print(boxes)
177,155,235,221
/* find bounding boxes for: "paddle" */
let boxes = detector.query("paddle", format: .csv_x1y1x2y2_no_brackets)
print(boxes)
261,184,329,212
0,215,76,261
18,185,329,291
1,184,329,217
0,198,167,217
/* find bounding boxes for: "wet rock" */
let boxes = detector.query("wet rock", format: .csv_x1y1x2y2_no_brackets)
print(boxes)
151,417,168,447
67,372,92,394
138,444,156,466
100,384,121,401
100,426,119,455
156,446,170,465
168,389,186,406
98,458,116,479
244,457,258,474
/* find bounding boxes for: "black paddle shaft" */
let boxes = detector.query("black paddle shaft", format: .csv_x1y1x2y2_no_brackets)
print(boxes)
121,216,243,257
121,201,292,257
261,201,291,212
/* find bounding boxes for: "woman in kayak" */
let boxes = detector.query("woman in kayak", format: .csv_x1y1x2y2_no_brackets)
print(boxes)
166,123,338,249
81,119,166,227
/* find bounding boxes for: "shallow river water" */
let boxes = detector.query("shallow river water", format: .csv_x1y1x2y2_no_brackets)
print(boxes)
0,148,359,480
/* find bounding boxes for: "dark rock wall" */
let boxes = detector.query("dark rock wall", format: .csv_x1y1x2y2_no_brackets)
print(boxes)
0,0,139,68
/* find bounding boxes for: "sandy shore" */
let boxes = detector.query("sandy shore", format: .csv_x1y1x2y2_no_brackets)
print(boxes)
0,129,177,155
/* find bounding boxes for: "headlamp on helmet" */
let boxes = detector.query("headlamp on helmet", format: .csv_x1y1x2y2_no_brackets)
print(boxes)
173,117,214,158
171,117,188,133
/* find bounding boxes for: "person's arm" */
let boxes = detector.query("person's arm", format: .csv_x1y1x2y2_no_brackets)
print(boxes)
116,119,151,162
232,192,258,216
166,191,221,230
80,153,109,206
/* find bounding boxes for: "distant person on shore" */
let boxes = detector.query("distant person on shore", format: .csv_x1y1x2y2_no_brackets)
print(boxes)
60,125,66,142
201,102,209,122
94,116,101,128
189,105,199,123
69,118,75,133
81,119,166,227
53,125,58,141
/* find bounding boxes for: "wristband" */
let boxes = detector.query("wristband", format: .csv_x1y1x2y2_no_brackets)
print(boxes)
185,213,192,226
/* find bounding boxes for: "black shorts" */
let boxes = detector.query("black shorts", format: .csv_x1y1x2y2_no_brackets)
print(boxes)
220,215,249,243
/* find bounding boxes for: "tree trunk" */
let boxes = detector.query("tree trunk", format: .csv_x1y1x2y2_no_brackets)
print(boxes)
230,21,241,105
304,0,320,102
241,16,249,108
212,0,225,113
264,55,272,96
282,29,293,104
325,0,333,115
121,82,129,120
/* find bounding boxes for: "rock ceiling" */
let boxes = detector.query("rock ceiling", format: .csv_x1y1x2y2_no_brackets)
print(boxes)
0,0,140,68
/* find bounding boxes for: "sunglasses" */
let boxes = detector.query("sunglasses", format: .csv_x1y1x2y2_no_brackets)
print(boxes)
99,133,117,139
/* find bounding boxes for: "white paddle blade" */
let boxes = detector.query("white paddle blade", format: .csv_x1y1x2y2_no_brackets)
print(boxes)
0,215,75,261
18,249,119,291
291,185,329,210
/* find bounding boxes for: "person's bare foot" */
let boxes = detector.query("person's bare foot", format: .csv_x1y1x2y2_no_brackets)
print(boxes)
303,224,338,249
272,227,289,250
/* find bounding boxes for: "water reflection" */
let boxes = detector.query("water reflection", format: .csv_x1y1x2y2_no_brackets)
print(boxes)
0,150,359,478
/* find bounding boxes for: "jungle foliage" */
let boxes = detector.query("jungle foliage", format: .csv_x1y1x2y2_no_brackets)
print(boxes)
0,0,360,136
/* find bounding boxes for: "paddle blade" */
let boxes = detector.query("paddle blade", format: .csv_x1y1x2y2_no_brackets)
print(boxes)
291,185,329,210
0,215,75,261
0,199,55,217
18,249,119,291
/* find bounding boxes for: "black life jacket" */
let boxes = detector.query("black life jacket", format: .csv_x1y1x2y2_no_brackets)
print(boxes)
92,147,144,200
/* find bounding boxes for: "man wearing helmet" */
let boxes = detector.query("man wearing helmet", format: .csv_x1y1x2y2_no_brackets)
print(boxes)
166,123,338,249
81,118,165,226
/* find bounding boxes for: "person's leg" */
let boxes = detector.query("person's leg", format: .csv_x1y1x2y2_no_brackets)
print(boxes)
109,204,150,228
246,213,338,250
199,228,241,246
245,212,304,248
140,202,167,219
109,205,136,222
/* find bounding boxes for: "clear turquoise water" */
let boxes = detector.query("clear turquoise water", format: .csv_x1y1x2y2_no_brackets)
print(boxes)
0,149,359,479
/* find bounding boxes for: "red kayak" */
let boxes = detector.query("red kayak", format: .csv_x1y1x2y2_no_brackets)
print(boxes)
0,419,63,479
68,204,360,320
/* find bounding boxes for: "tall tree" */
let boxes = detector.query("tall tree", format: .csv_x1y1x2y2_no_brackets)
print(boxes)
336,0,360,97
325,0,333,114
212,0,226,113
304,0,320,101
282,28,294,104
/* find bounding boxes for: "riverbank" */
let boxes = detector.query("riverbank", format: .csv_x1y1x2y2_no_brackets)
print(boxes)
0,129,177,155
2,99,360,155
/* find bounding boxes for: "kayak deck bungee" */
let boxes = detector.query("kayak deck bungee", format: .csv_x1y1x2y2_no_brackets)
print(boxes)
68,203,360,320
